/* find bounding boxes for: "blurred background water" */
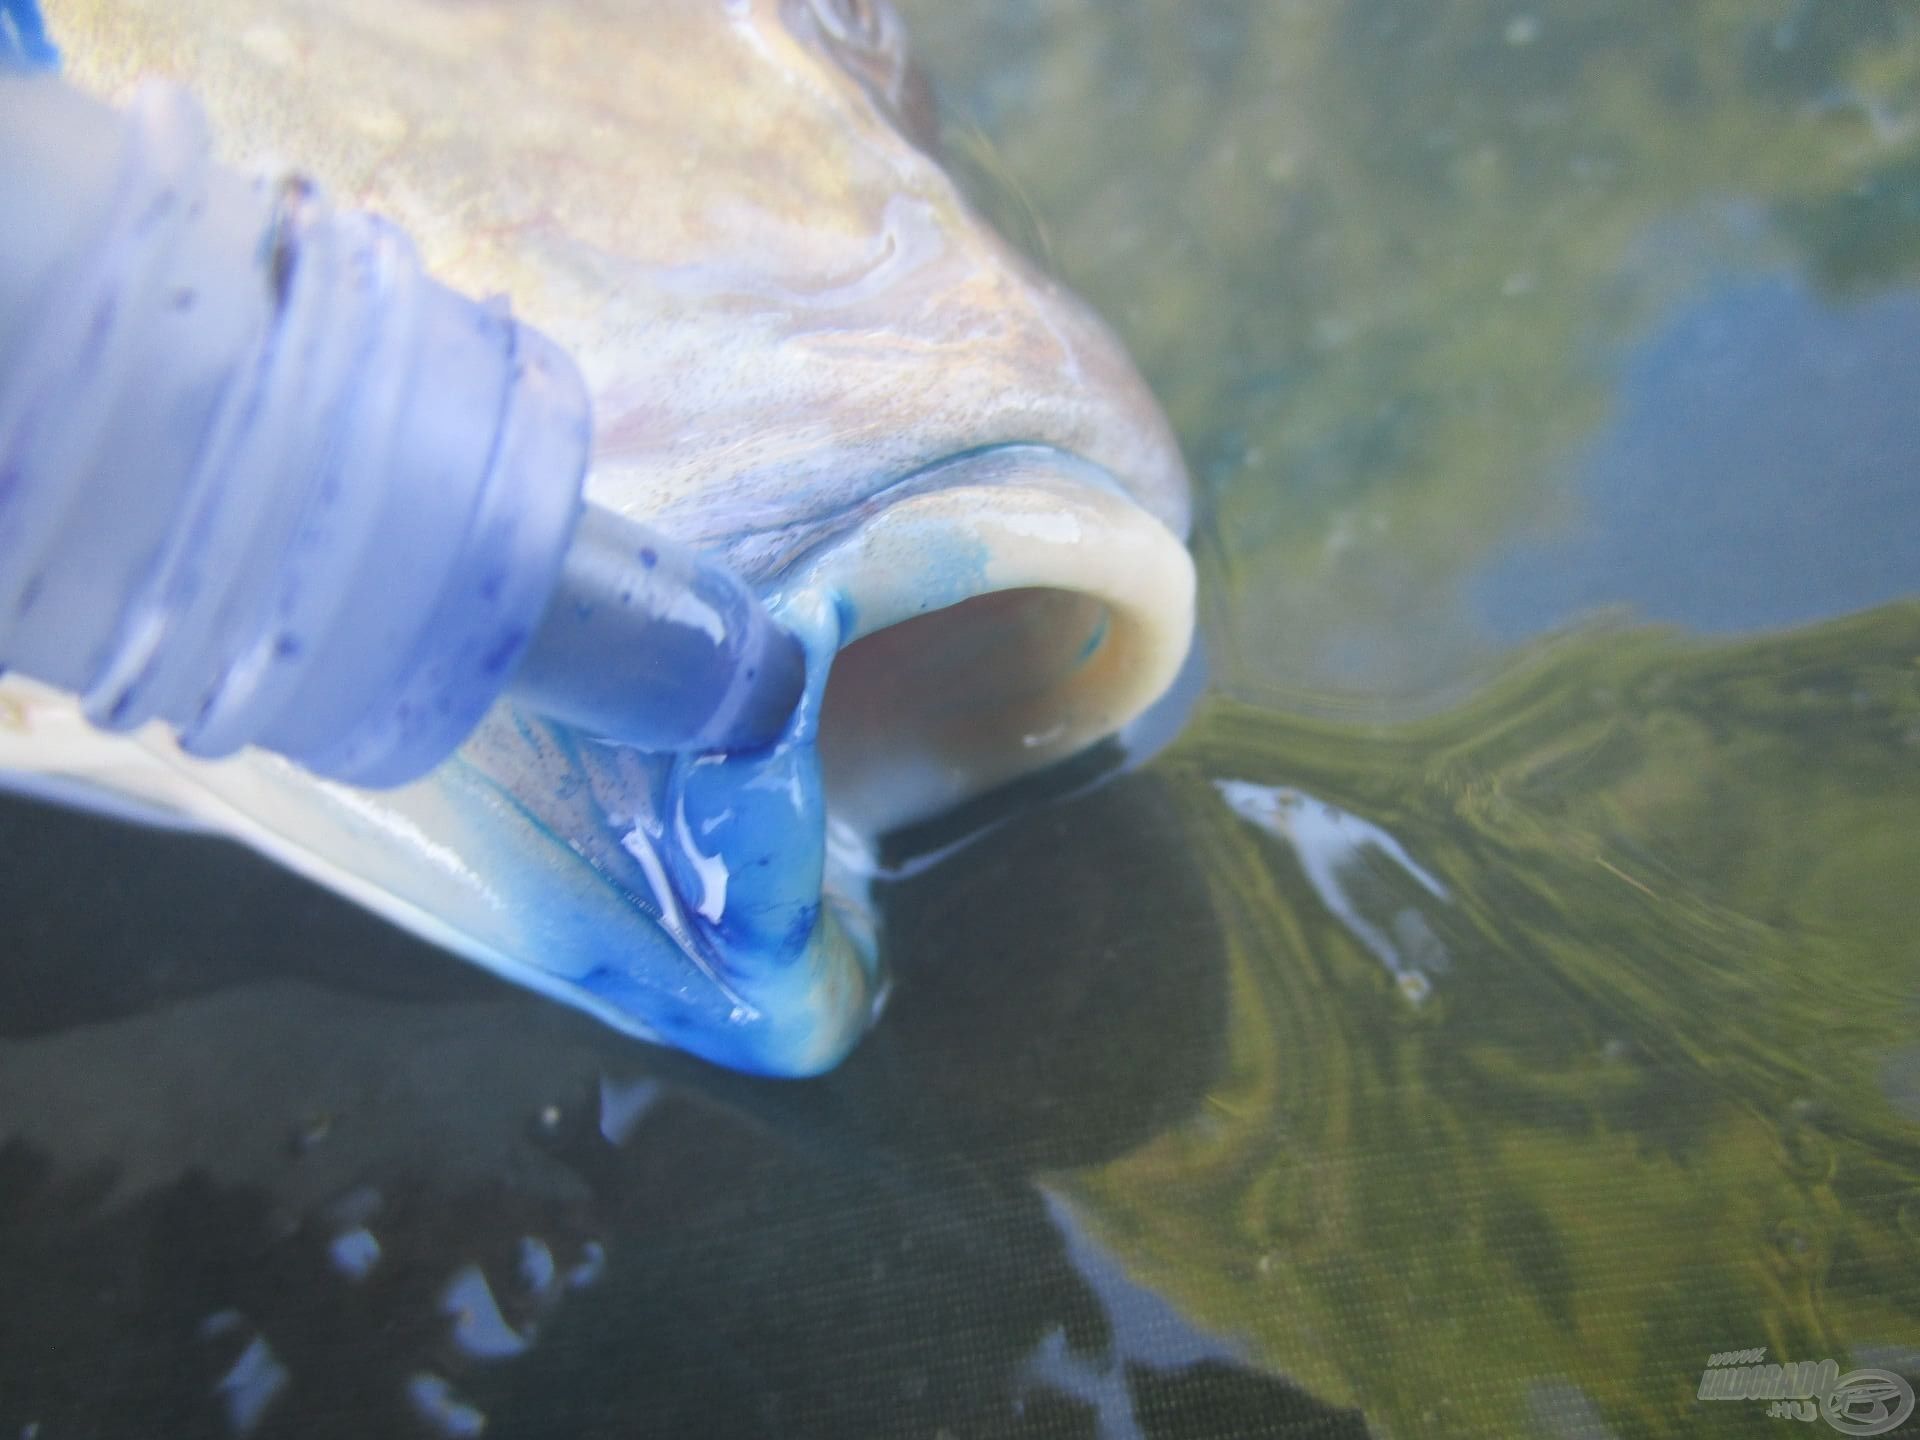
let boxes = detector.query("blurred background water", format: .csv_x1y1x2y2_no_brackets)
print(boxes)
3,0,1919,1436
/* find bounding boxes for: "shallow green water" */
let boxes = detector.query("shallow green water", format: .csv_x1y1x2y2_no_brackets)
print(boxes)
1,1,1917,1436
891,0,1920,1433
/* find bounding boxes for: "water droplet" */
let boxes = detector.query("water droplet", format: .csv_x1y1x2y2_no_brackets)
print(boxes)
328,1227,382,1282
406,1374,486,1439
567,1240,607,1290
518,1237,557,1299
214,1334,290,1438
441,1264,531,1361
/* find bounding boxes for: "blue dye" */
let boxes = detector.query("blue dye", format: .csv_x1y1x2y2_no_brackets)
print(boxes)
449,585,879,1077
0,0,58,72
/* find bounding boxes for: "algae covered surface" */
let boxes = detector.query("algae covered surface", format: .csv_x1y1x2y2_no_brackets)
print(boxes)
893,0,1920,1434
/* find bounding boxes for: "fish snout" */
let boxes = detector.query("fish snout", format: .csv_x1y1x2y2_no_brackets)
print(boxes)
801,443,1196,842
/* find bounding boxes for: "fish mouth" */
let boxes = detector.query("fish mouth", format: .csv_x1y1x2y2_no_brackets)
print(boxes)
786,444,1197,845
424,441,1196,1076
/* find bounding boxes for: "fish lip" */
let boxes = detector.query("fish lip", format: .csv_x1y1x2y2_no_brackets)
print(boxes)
784,441,1198,842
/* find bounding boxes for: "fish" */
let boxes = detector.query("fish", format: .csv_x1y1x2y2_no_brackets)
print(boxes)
0,0,1195,1075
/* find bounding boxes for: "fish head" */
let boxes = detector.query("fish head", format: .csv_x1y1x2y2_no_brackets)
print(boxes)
9,0,1196,1073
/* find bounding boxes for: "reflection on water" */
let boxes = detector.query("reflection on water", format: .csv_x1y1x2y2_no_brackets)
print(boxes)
1477,273,1920,637
4,0,1920,1435
911,0,1920,705
895,0,1920,1423
6,624,1915,1439
1215,779,1452,1005
1067,606,1920,1435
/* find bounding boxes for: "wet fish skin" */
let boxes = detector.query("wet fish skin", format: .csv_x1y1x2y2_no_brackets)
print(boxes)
2,0,1197,1074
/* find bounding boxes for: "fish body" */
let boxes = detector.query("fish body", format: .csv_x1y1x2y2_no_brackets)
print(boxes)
1,0,1195,1074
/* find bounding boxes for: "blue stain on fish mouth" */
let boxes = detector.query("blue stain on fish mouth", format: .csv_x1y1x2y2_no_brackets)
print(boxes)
0,0,60,71
0,2,1198,1078
442,584,882,1077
